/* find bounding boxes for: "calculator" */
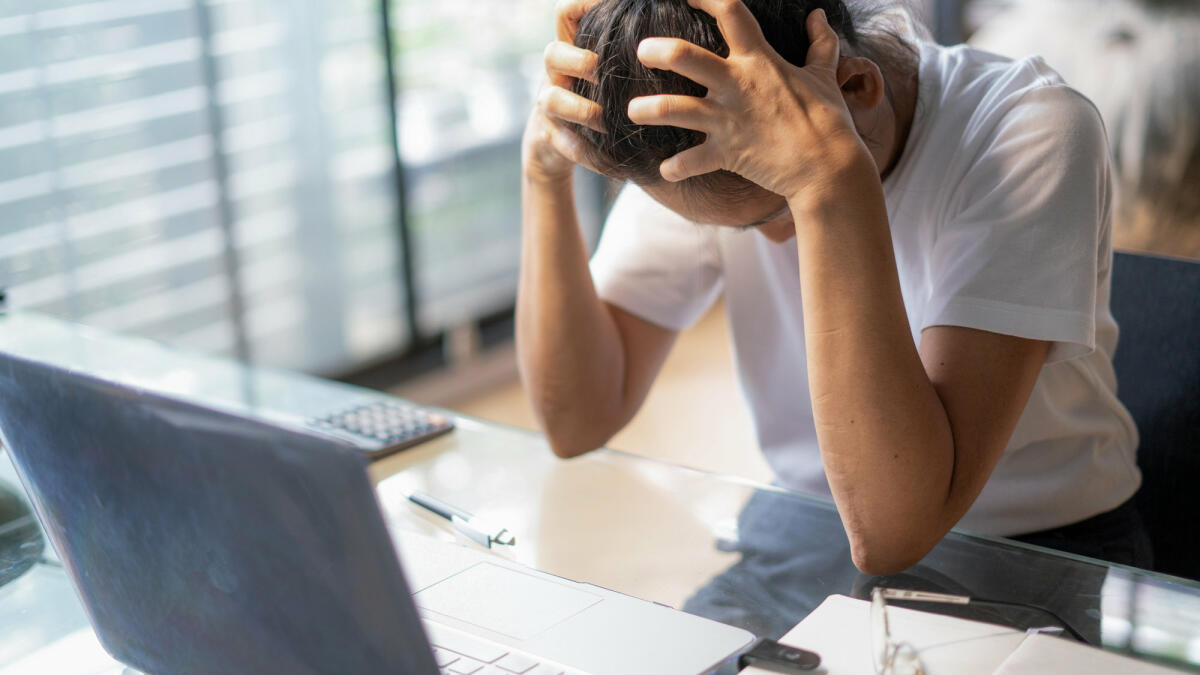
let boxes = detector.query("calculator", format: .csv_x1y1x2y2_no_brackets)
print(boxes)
307,400,455,458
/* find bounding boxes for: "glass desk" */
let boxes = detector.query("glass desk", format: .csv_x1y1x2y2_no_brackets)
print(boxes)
1,312,1199,673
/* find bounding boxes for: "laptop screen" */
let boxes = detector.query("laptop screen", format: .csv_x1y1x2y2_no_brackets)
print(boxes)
0,352,439,675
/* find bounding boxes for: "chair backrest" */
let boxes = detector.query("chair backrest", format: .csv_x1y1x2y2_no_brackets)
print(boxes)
1110,251,1200,581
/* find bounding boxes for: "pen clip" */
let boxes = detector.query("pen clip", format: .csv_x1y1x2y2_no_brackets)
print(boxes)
450,515,516,549
487,526,516,547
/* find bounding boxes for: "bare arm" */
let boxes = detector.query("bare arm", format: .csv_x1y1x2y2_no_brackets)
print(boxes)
517,169,676,458
629,2,1052,574
795,189,1049,573
517,4,677,457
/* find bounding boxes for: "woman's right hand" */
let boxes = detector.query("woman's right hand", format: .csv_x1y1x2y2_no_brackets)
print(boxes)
522,0,605,184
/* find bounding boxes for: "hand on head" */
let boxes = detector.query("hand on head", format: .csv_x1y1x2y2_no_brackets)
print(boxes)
629,1,871,201
525,0,877,203
522,0,606,182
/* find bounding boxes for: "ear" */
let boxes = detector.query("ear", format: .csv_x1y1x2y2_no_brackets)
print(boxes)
836,56,885,111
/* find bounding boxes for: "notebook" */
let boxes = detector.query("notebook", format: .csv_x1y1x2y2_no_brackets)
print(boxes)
747,595,1183,675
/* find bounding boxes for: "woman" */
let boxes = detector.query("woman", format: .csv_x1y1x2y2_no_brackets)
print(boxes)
517,0,1148,575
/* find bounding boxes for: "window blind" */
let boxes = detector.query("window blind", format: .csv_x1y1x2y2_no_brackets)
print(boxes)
0,0,409,374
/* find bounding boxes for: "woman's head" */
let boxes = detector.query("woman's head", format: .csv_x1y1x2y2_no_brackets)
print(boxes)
571,0,913,219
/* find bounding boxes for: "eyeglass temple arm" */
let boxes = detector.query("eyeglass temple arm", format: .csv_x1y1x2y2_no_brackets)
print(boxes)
878,589,1091,644
968,598,1090,644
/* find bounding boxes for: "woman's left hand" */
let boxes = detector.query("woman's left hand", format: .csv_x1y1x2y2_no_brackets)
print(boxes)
628,1,874,204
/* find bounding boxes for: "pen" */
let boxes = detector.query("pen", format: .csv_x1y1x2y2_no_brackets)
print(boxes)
407,491,516,549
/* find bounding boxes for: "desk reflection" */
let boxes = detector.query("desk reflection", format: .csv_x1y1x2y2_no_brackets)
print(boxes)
684,489,1106,645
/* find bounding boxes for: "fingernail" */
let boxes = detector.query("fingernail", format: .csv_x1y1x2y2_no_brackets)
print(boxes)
636,38,656,60
627,97,647,122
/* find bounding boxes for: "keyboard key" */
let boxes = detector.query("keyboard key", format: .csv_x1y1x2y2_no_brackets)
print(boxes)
494,653,538,673
448,658,485,674
526,665,564,675
476,667,510,675
432,648,459,667
424,623,508,663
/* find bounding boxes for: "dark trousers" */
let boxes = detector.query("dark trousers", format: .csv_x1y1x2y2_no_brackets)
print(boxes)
1009,498,1154,570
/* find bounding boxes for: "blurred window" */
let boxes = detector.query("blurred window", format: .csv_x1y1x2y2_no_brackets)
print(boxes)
0,0,408,374
390,0,604,335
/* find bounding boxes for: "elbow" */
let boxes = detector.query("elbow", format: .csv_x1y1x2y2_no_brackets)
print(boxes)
517,354,615,460
523,382,622,460
536,407,612,459
544,430,596,459
851,545,926,577
847,527,939,577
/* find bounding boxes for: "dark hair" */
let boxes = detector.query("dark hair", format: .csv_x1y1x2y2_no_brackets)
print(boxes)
572,0,913,198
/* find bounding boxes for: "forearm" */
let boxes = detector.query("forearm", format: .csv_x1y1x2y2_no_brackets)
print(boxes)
517,173,626,457
788,161,958,573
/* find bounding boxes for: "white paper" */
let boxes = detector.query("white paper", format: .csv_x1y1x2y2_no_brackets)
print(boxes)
743,595,1027,675
992,633,1184,674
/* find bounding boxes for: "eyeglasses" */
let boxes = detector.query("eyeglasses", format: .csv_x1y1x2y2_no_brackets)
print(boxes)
871,587,924,675
870,587,1090,675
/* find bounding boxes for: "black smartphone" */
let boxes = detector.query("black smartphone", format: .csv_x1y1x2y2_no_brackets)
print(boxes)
738,638,821,673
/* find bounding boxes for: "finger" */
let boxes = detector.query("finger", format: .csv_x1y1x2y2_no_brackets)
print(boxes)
685,0,768,55
636,38,728,89
555,0,603,42
546,117,608,175
539,85,605,133
804,9,840,71
545,41,600,85
544,116,585,165
660,143,724,182
628,95,716,132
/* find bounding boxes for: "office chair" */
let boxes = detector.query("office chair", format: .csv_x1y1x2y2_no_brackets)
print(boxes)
1110,251,1200,581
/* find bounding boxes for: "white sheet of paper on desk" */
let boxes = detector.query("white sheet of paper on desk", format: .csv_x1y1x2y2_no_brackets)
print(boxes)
992,633,1183,674
743,594,1028,675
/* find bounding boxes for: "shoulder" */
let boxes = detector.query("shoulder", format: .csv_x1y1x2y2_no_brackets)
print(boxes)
594,183,721,268
914,47,1113,251
590,183,725,333
926,42,1107,159
926,41,1066,105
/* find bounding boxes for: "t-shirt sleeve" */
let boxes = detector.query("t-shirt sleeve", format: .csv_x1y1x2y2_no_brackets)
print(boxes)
589,184,723,332
925,85,1112,364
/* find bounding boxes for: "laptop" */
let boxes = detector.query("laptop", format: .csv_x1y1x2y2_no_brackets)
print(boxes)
0,350,756,675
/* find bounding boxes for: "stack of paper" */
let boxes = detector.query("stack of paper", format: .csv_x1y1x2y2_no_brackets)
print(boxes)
743,595,1183,674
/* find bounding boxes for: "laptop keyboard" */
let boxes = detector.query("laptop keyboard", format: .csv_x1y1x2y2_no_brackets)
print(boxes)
425,622,586,675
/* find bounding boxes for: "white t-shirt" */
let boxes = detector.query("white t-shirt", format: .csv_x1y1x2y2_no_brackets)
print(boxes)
588,41,1141,536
